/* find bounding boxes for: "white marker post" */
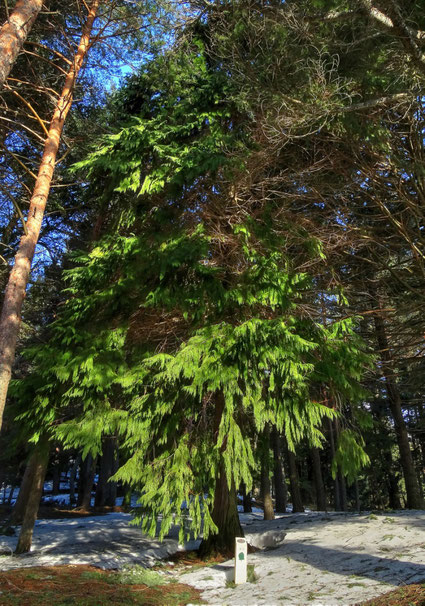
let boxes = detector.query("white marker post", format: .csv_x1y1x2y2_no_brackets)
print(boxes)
234,537,247,584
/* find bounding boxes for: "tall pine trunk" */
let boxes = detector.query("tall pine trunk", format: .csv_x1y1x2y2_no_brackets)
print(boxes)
95,437,118,507
78,454,96,511
311,447,327,511
260,424,274,520
271,427,287,513
10,448,39,525
0,0,43,89
0,0,101,431
14,435,49,554
328,417,341,510
284,437,304,513
241,484,252,513
199,392,243,557
373,311,423,509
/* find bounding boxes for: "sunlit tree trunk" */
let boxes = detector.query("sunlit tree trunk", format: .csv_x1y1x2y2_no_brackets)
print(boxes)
0,0,43,89
0,0,100,431
14,435,49,554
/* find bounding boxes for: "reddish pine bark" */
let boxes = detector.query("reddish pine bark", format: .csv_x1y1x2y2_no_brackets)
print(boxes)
0,0,44,89
0,0,100,431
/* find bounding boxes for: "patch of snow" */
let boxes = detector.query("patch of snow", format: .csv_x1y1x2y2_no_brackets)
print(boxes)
182,510,425,605
0,512,200,571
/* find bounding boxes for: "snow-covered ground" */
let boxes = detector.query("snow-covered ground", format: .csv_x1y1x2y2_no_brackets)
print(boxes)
1,510,425,605
182,510,425,605
0,512,200,569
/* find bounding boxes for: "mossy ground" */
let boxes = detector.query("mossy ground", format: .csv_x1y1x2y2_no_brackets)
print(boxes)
0,564,202,606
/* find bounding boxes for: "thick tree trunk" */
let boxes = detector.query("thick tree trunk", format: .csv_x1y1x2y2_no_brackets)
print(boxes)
0,0,100,431
199,462,242,557
271,427,287,513
311,447,327,511
95,437,118,507
10,450,39,525
199,392,243,557
373,312,424,509
284,437,304,513
260,425,275,520
78,454,96,511
14,436,49,553
0,0,43,89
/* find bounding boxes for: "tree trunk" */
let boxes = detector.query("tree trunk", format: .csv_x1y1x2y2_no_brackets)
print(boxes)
373,311,424,509
328,417,341,510
14,436,49,553
0,0,43,89
199,392,243,557
0,0,101,431
52,461,60,495
271,427,287,513
284,437,304,513
338,471,347,511
260,424,274,520
10,449,39,525
95,437,117,507
385,450,402,510
199,461,242,558
78,454,96,511
311,447,327,511
241,484,252,513
69,454,81,506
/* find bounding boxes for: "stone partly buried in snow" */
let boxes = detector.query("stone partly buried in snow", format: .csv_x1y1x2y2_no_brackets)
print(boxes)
244,529,286,550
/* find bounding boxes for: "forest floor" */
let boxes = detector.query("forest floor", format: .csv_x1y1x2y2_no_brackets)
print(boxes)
0,509,425,605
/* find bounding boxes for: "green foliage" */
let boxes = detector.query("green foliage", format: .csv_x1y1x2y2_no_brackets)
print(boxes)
332,429,371,485
11,19,375,544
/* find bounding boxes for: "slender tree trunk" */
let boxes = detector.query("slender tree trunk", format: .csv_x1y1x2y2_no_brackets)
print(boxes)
7,485,15,505
311,447,327,511
385,449,402,510
199,392,243,557
69,453,81,506
14,435,49,553
260,425,275,520
10,450,39,525
338,471,347,511
241,484,252,513
52,461,60,495
373,312,424,509
0,0,101,431
0,0,43,89
333,418,348,511
328,417,341,510
271,427,287,513
284,437,304,513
